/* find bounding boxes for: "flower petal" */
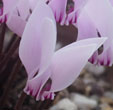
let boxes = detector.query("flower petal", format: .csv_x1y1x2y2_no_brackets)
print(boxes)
48,0,67,25
6,10,26,36
19,0,56,77
47,44,96,94
17,0,30,20
66,0,88,25
84,0,113,50
77,9,98,40
49,38,106,92
61,37,107,52
2,0,19,15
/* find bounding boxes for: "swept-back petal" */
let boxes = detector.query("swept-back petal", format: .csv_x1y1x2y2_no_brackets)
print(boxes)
49,44,96,92
61,37,107,52
73,0,88,12
6,10,26,36
2,0,20,15
19,0,56,77
66,0,88,25
48,37,106,92
84,0,113,50
77,9,98,40
48,0,67,25
17,0,30,20
97,41,113,66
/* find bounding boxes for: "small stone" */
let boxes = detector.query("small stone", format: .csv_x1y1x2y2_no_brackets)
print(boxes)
100,103,113,110
83,73,96,84
53,90,69,104
85,85,92,95
98,80,110,90
70,93,97,109
100,97,113,105
50,98,78,110
90,95,100,102
104,92,113,100
68,78,86,93
86,83,104,96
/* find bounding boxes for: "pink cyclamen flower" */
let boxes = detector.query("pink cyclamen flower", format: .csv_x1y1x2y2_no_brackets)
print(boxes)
0,0,31,36
48,0,88,25
0,0,19,23
19,0,106,100
76,0,113,66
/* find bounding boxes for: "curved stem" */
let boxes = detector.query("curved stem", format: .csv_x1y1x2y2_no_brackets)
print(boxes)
14,91,27,110
0,59,22,106
0,23,6,54
0,37,20,71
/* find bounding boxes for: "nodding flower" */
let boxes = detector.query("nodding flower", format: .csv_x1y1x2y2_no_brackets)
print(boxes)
48,0,88,25
76,0,113,66
0,0,32,36
19,0,106,101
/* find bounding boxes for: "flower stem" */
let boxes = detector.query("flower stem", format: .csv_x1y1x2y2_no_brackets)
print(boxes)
14,91,27,110
0,37,20,71
0,58,22,106
0,23,6,54
4,34,17,53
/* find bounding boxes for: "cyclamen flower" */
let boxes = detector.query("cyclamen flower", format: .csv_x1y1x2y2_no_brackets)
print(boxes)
76,0,113,66
0,0,31,36
48,0,88,25
19,0,106,100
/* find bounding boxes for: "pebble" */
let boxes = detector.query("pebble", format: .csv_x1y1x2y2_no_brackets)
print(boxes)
70,93,97,109
50,98,78,110
100,103,113,110
104,91,113,100
100,97,113,105
68,78,86,93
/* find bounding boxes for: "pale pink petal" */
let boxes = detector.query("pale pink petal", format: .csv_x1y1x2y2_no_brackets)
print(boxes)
29,0,39,10
24,68,52,100
61,37,107,52
84,0,113,50
97,41,113,66
6,10,26,36
2,0,20,15
0,0,19,23
19,0,56,77
76,9,100,64
41,44,97,99
17,0,30,20
66,0,88,25
110,0,113,6
77,10,98,40
48,0,67,25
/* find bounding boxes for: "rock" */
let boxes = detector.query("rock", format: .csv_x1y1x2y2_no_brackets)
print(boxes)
83,73,96,84
100,97,113,105
98,80,111,90
90,95,100,102
85,83,104,96
104,92,113,100
68,78,86,93
70,93,97,109
100,103,113,110
50,98,78,110
53,90,69,104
